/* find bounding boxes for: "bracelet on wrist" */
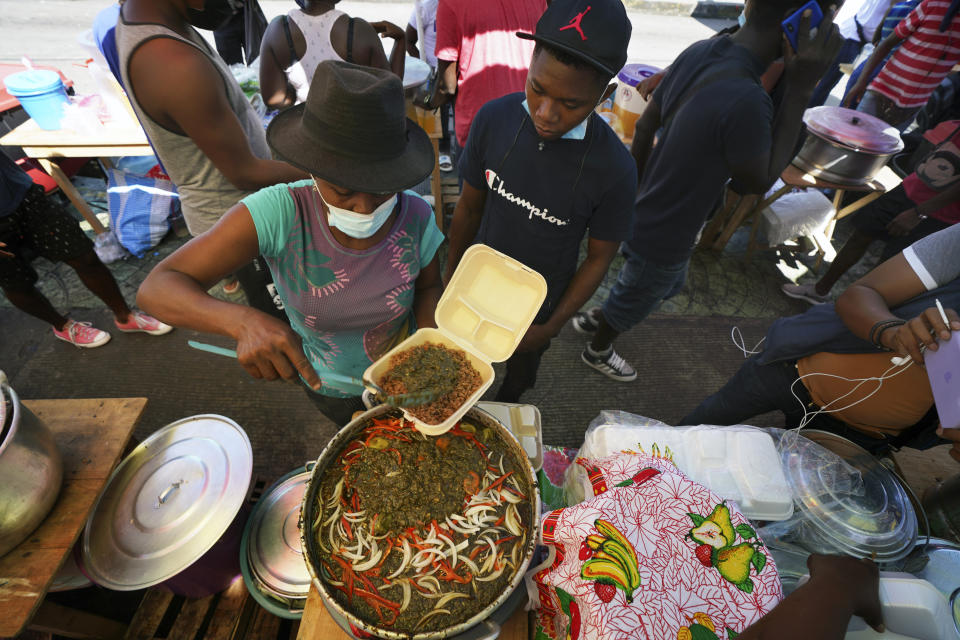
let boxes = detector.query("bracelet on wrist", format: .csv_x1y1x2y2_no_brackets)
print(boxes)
869,319,905,349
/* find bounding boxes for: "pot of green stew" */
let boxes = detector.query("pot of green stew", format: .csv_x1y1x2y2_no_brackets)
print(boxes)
299,405,540,639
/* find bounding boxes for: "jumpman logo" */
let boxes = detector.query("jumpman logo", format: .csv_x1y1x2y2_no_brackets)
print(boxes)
558,6,591,40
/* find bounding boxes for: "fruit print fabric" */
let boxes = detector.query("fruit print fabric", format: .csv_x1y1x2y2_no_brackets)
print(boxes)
532,452,782,640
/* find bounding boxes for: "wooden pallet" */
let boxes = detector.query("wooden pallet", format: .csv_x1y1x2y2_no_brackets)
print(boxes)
123,574,300,640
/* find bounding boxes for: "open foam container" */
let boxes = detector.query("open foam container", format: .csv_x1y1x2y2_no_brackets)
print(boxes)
363,244,547,435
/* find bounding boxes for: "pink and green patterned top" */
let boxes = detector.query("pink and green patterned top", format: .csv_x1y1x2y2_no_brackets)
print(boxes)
244,181,444,397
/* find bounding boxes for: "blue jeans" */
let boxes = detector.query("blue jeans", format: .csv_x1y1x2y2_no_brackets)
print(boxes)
857,90,920,132
809,38,863,108
601,246,688,334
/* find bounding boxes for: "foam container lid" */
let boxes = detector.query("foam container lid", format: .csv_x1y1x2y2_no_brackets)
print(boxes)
364,245,547,435
582,424,794,521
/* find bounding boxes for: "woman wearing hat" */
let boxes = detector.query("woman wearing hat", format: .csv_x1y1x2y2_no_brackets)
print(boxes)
138,61,442,426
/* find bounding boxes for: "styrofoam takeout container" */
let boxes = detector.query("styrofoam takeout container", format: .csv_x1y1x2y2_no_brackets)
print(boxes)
363,244,547,436
845,574,960,640
571,424,794,521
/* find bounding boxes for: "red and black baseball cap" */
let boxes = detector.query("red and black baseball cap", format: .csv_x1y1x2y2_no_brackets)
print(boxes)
518,0,631,77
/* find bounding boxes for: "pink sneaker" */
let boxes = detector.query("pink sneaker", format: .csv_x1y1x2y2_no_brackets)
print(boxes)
53,320,111,348
115,311,173,336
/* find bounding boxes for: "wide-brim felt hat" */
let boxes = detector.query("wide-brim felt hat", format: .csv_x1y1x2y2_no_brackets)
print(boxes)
267,61,434,194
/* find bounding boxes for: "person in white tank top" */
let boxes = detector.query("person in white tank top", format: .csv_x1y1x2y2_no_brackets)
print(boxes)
259,0,407,109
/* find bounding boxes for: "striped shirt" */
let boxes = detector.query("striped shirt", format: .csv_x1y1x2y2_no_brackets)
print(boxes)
880,0,921,40
869,0,960,108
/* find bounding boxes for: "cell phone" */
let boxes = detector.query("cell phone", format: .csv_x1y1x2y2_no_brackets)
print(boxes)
781,0,824,52
925,333,960,429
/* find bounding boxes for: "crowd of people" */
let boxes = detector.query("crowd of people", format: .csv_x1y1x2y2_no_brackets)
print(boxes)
3,0,960,632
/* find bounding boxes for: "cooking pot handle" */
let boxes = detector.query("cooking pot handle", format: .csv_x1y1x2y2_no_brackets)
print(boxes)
0,370,7,389
305,460,316,472
472,620,501,640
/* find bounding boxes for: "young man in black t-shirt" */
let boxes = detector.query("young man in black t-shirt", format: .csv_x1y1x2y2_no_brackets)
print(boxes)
573,0,843,381
443,0,637,402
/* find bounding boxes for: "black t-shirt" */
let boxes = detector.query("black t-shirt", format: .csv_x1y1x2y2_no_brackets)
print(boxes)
460,93,637,315
627,36,773,264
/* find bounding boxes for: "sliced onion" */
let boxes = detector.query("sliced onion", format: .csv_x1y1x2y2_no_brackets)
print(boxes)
435,592,469,608
459,555,480,576
466,504,495,519
420,575,441,593
501,489,524,504
326,478,344,509
414,608,451,630
353,546,382,572
400,580,411,613
476,564,505,582
386,538,411,579
505,504,522,536
322,505,341,528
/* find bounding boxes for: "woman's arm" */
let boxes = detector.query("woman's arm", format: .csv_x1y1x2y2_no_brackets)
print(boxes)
259,17,297,110
137,203,321,388
413,255,442,330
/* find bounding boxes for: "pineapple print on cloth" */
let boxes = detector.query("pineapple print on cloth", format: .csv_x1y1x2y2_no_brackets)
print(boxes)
529,450,782,640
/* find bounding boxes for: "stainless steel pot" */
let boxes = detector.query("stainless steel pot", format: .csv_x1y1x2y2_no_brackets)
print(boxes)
793,106,904,186
0,371,63,557
300,405,540,640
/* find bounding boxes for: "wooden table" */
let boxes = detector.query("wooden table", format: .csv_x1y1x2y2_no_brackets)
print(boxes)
296,585,530,640
0,397,147,639
892,443,958,499
699,163,902,258
0,119,152,235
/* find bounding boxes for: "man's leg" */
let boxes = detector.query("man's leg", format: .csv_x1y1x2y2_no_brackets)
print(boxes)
810,230,877,294
678,356,807,426
496,342,549,403
582,249,688,381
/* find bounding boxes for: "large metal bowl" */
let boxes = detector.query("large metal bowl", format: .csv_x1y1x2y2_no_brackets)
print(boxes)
0,371,63,557
299,405,540,639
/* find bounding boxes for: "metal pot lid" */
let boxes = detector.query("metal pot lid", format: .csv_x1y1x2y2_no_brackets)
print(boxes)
781,430,916,562
82,415,252,590
803,106,904,154
247,467,312,598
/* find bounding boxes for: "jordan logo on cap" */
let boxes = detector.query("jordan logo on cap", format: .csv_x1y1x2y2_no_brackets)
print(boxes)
558,5,591,40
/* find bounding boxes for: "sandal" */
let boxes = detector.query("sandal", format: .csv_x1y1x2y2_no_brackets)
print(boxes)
438,154,453,172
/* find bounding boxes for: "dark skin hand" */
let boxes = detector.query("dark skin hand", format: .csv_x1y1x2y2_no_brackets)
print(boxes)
887,180,960,236
405,24,420,58
445,48,621,352
738,555,882,639
427,58,458,108
138,185,440,389
370,20,406,79
843,32,902,108
259,5,396,110
0,241,12,259
122,0,308,189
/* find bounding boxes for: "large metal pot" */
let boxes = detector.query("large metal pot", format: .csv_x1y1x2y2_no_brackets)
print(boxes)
300,405,540,640
793,106,904,186
0,371,63,557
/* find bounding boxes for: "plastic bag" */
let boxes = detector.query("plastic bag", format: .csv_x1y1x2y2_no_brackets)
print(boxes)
530,450,783,640
564,412,795,522
105,168,178,258
758,185,835,246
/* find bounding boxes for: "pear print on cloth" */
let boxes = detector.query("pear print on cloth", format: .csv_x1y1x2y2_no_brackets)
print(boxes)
530,451,781,640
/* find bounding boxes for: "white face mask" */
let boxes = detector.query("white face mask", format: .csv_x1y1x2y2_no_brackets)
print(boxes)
738,9,747,27
314,178,397,239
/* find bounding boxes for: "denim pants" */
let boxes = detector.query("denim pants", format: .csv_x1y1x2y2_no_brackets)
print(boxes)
601,246,689,334
857,90,921,132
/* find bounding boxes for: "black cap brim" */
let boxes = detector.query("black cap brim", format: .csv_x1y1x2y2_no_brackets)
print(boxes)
517,31,618,77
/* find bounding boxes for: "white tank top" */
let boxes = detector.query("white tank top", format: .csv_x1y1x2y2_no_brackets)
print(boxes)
286,8,347,104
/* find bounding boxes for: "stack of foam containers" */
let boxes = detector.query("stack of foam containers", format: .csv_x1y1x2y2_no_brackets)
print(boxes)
569,424,795,522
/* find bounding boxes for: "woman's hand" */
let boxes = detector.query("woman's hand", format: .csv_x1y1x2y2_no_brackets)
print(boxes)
371,21,405,41
886,208,925,236
234,309,321,390
936,425,960,462
881,306,960,364
807,555,884,632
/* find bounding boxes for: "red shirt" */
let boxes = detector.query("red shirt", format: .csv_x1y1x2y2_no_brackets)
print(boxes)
869,0,960,108
435,0,545,146
903,121,960,223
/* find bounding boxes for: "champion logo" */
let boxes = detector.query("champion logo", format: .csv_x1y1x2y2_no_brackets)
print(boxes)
485,169,568,227
559,6,591,41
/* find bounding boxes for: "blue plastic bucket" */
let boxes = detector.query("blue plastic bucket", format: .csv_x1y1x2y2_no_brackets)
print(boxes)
3,70,69,130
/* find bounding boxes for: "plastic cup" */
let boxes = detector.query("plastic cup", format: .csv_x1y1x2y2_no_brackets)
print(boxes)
3,70,69,131
613,64,661,142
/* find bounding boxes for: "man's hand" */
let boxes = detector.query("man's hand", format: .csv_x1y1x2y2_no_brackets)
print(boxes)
516,323,557,353
887,208,925,236
637,71,664,100
372,21,405,41
937,425,960,462
0,241,13,259
233,310,321,390
807,555,884,632
881,305,960,364
782,7,843,89
843,78,869,108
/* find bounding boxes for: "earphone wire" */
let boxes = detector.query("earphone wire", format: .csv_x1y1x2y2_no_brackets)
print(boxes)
730,325,765,358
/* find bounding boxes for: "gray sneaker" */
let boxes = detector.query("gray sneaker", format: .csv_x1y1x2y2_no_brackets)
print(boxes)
572,307,602,335
581,345,637,382
782,283,830,305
